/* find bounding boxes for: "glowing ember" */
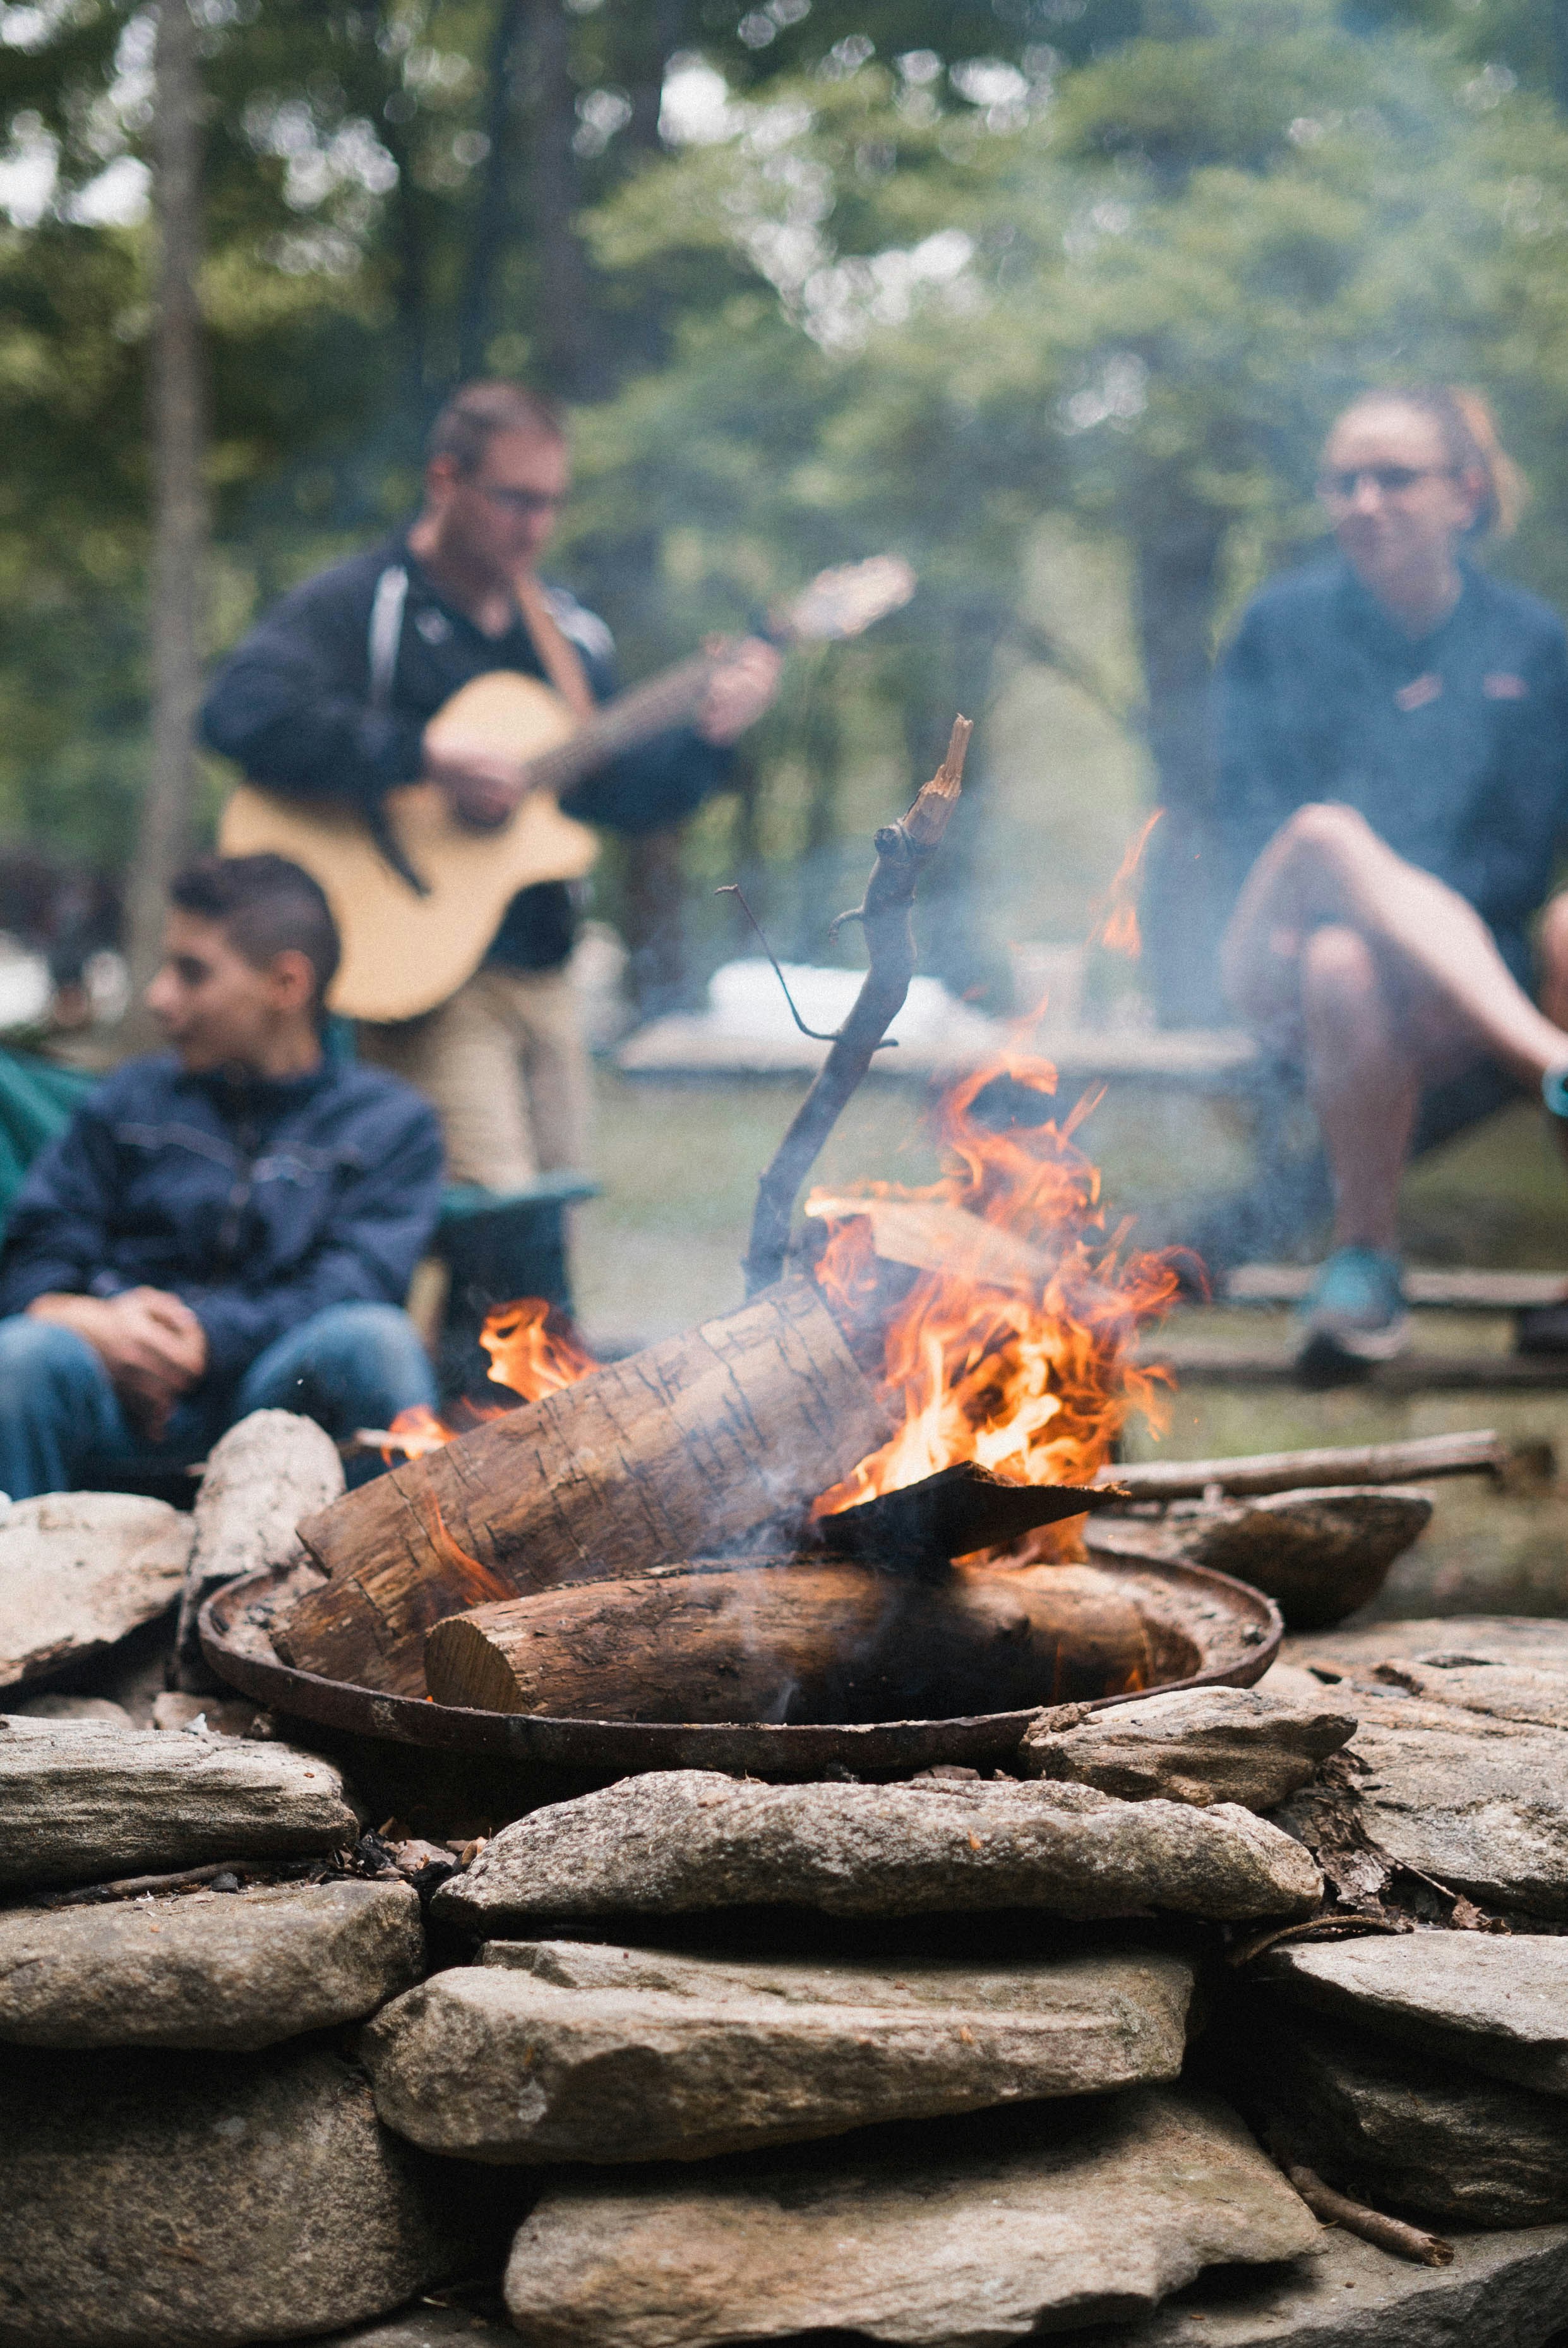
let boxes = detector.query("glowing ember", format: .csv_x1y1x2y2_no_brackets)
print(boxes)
381,1299,600,1463
808,1039,1178,1556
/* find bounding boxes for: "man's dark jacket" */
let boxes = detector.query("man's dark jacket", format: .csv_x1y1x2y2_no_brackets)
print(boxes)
200,541,733,972
0,1055,443,1388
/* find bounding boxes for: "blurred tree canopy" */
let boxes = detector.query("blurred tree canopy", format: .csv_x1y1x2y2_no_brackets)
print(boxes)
4,0,1568,1011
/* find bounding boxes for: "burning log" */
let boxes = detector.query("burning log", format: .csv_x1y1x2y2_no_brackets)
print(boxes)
422,1558,1158,1723
813,1461,1123,1574
277,1280,891,1698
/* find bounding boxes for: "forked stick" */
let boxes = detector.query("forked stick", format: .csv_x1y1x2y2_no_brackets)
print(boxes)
743,717,971,1296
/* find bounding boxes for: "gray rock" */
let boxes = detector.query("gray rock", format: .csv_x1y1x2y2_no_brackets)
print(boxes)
0,1492,192,1695
11,1693,131,1723
362,1937,1194,2164
1017,1686,1355,1810
1068,2221,1568,2348
0,2042,500,2346
502,2086,1320,2348
0,1877,424,2049
174,1409,342,1690
276,2318,513,2348
1285,1615,1568,1675
0,1717,359,1891
1250,2014,1568,2228
1264,1932,1568,2098
434,1771,1323,1933
1275,1685,1568,1920
1089,1484,1432,1631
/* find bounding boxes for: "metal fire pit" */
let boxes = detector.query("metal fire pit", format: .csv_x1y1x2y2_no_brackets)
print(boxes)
201,1553,1281,1796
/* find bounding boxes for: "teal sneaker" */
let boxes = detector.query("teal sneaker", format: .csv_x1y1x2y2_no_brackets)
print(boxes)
1295,1245,1409,1387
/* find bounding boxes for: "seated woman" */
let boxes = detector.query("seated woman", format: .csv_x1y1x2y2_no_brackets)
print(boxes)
1215,387,1568,1382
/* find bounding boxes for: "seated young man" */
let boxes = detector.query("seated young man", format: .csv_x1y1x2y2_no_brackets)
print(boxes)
0,853,443,1499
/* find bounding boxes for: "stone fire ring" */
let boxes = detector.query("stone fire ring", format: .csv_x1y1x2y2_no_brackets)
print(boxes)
201,1556,1281,1784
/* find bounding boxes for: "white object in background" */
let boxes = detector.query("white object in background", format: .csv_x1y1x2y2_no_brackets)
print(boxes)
569,920,632,1052
1009,942,1086,1033
704,959,1000,1054
0,934,52,1033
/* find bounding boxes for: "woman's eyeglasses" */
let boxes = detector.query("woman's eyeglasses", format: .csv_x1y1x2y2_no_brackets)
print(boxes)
1319,464,1454,503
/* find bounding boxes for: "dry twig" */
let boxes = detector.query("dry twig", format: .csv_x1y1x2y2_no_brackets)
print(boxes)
743,716,971,1296
1269,2145,1454,2268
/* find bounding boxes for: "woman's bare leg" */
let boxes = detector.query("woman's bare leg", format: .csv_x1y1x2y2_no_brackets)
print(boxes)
1299,924,1420,1253
1222,803,1568,1085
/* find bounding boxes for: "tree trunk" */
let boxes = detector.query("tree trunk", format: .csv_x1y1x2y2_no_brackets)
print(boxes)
525,0,605,399
124,0,205,1015
275,1278,891,1696
457,0,528,381
622,825,688,1014
1128,497,1228,1026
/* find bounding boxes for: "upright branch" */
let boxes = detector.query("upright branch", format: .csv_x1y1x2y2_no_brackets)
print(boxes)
743,716,971,1297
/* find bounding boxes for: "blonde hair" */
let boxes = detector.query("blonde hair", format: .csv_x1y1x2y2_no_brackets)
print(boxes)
1338,385,1526,538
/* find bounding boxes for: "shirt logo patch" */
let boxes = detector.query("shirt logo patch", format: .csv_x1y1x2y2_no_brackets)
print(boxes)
415,610,452,644
1394,672,1443,713
1483,671,1529,699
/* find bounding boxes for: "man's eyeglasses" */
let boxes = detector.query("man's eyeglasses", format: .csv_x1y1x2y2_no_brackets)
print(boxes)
474,483,569,517
1319,464,1454,503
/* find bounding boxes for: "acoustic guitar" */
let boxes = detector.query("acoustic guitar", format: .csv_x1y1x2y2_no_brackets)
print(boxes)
218,556,915,1023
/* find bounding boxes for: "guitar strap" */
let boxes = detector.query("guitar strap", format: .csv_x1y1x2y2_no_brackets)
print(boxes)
512,570,597,723
367,565,410,711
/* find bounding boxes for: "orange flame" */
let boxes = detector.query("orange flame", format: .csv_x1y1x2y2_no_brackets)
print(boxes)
381,1299,599,1464
809,1039,1179,1555
1087,810,1161,960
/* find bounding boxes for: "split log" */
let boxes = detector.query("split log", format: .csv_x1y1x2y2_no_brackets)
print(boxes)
173,1409,342,1692
1099,1430,1504,1503
815,1461,1123,1574
422,1558,1158,1723
278,1279,891,1699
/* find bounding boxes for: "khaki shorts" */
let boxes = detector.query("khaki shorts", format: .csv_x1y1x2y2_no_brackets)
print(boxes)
358,962,591,1188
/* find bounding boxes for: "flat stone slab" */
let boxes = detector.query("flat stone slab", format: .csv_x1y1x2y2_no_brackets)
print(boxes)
0,1493,191,1695
1276,1686,1568,1920
277,2319,513,2348
362,1937,1194,2163
1250,2014,1568,2229
1264,1932,1568,2098
1067,2220,1568,2347
503,2086,1319,2348
0,1716,359,1891
0,2043,497,2346
1018,1686,1355,1811
1286,1616,1568,1674
0,1878,424,2049
434,1771,1322,1932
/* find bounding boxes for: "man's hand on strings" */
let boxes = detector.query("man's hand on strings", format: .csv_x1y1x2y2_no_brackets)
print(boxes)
697,637,782,746
27,1286,208,1439
424,742,527,830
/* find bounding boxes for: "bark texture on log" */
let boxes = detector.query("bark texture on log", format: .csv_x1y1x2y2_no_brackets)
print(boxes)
280,1280,890,1697
422,1558,1156,1723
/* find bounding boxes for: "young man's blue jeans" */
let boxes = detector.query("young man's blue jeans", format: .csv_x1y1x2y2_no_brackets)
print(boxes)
0,1302,438,1500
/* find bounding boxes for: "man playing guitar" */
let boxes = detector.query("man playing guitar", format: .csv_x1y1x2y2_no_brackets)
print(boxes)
201,380,781,1186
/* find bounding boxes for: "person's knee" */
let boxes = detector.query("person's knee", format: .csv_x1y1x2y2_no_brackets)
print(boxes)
1281,802,1374,863
0,1314,95,1407
1300,921,1382,1011
291,1301,428,1376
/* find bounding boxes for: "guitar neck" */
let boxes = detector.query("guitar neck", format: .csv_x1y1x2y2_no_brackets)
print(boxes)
523,652,717,800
